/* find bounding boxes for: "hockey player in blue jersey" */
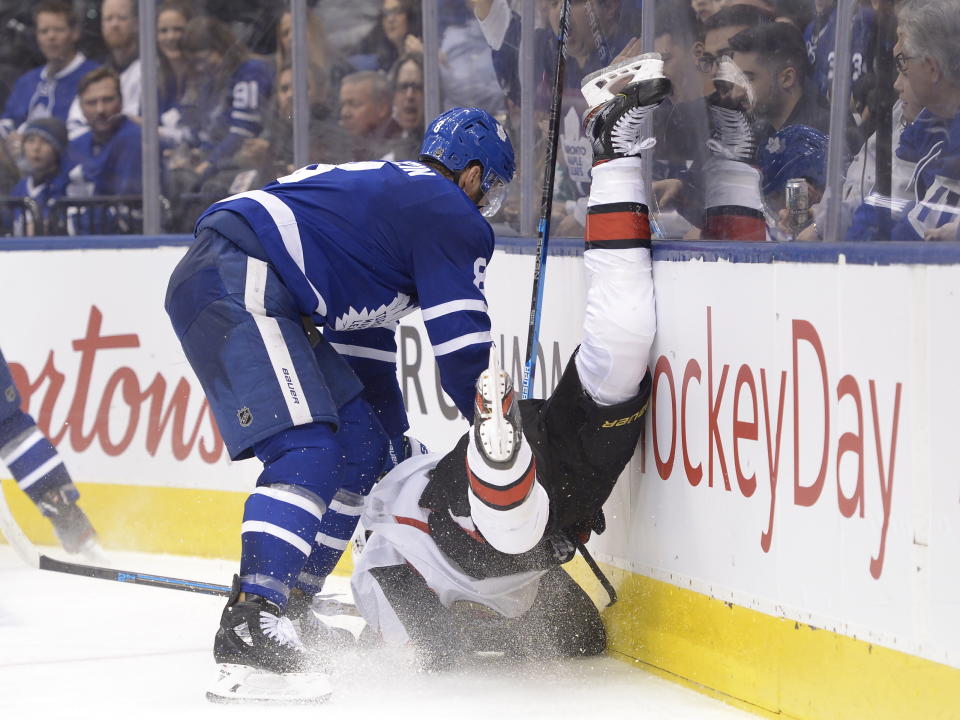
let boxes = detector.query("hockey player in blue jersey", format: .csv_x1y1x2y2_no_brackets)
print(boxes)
165,106,514,703
0,347,99,556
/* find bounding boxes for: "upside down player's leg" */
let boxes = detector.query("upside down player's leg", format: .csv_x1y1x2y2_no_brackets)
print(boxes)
0,347,99,555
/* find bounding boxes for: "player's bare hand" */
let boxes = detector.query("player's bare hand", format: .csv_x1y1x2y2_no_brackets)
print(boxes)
924,218,960,241
653,179,682,209
471,0,494,21
611,37,643,66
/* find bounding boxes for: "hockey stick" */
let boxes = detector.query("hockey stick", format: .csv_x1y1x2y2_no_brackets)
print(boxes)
521,0,571,401
575,539,618,607
584,0,612,67
0,488,234,596
0,484,358,613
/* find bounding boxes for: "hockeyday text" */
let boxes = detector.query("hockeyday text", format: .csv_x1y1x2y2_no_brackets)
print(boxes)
642,307,902,580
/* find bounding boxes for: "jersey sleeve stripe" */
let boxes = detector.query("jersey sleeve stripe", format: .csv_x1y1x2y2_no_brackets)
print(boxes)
421,298,488,321
227,190,328,316
433,331,492,357
231,111,261,122
328,343,396,363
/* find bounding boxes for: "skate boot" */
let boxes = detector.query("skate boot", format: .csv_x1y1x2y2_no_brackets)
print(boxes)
285,589,355,652
36,484,100,556
581,53,672,165
706,56,757,162
207,575,332,704
472,347,523,466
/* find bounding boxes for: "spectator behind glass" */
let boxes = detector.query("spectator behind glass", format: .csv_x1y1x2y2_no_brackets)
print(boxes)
349,0,423,73
382,52,424,161
803,0,876,100
338,71,395,160
100,0,140,118
276,7,349,121
698,4,772,98
437,0,505,116
67,66,141,198
773,0,814,32
229,63,348,194
9,117,70,235
881,0,960,241
0,1,100,146
170,16,274,189
727,22,825,141
156,0,193,114
692,0,723,22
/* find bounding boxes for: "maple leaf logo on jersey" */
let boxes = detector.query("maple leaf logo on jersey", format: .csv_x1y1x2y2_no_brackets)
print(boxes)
334,293,415,331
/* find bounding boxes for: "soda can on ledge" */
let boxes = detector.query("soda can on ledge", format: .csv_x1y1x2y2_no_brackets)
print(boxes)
785,178,810,241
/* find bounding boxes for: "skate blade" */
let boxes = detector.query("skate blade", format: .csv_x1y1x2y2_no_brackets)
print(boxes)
205,664,333,704
581,52,664,107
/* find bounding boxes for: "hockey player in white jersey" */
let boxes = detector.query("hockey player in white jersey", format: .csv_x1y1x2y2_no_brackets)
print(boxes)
351,56,670,669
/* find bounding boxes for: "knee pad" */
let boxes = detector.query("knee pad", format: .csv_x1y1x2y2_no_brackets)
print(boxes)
254,422,342,506
335,396,392,497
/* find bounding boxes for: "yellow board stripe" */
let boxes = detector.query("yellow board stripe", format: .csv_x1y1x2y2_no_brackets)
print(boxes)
5,479,958,718
0,479,355,573
565,560,960,719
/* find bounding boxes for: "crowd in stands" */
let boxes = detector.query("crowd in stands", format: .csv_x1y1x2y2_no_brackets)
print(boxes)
0,0,957,242
0,0,428,234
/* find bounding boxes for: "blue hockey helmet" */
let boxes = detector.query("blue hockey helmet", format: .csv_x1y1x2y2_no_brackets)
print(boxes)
420,107,516,217
758,124,829,197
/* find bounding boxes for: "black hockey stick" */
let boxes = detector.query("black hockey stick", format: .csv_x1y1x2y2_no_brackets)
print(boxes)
0,486,358,612
38,554,232,596
520,0,571,401
575,539,618,607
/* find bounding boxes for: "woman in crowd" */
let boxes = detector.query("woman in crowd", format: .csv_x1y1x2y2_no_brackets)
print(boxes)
168,16,274,191
156,0,192,113
275,7,348,122
348,0,422,73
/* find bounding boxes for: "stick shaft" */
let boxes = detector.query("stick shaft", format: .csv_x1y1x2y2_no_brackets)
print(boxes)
37,554,231,595
521,0,571,400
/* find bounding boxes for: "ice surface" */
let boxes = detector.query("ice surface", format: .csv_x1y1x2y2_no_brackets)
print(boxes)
0,546,751,719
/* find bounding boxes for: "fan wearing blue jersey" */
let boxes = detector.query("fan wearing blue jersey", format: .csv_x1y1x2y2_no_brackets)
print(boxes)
885,0,960,242
0,348,100,556
165,107,515,703
0,2,99,144
804,0,876,100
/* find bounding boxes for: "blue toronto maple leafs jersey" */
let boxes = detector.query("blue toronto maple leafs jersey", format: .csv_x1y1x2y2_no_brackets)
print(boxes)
0,54,100,138
178,58,273,172
804,4,876,99
196,160,496,421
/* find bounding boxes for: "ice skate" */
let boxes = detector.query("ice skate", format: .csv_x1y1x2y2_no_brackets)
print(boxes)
207,575,332,704
472,347,522,466
706,56,757,162
36,484,102,558
581,53,671,165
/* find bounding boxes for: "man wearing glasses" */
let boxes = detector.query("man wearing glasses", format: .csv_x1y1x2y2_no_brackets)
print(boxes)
886,0,960,242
